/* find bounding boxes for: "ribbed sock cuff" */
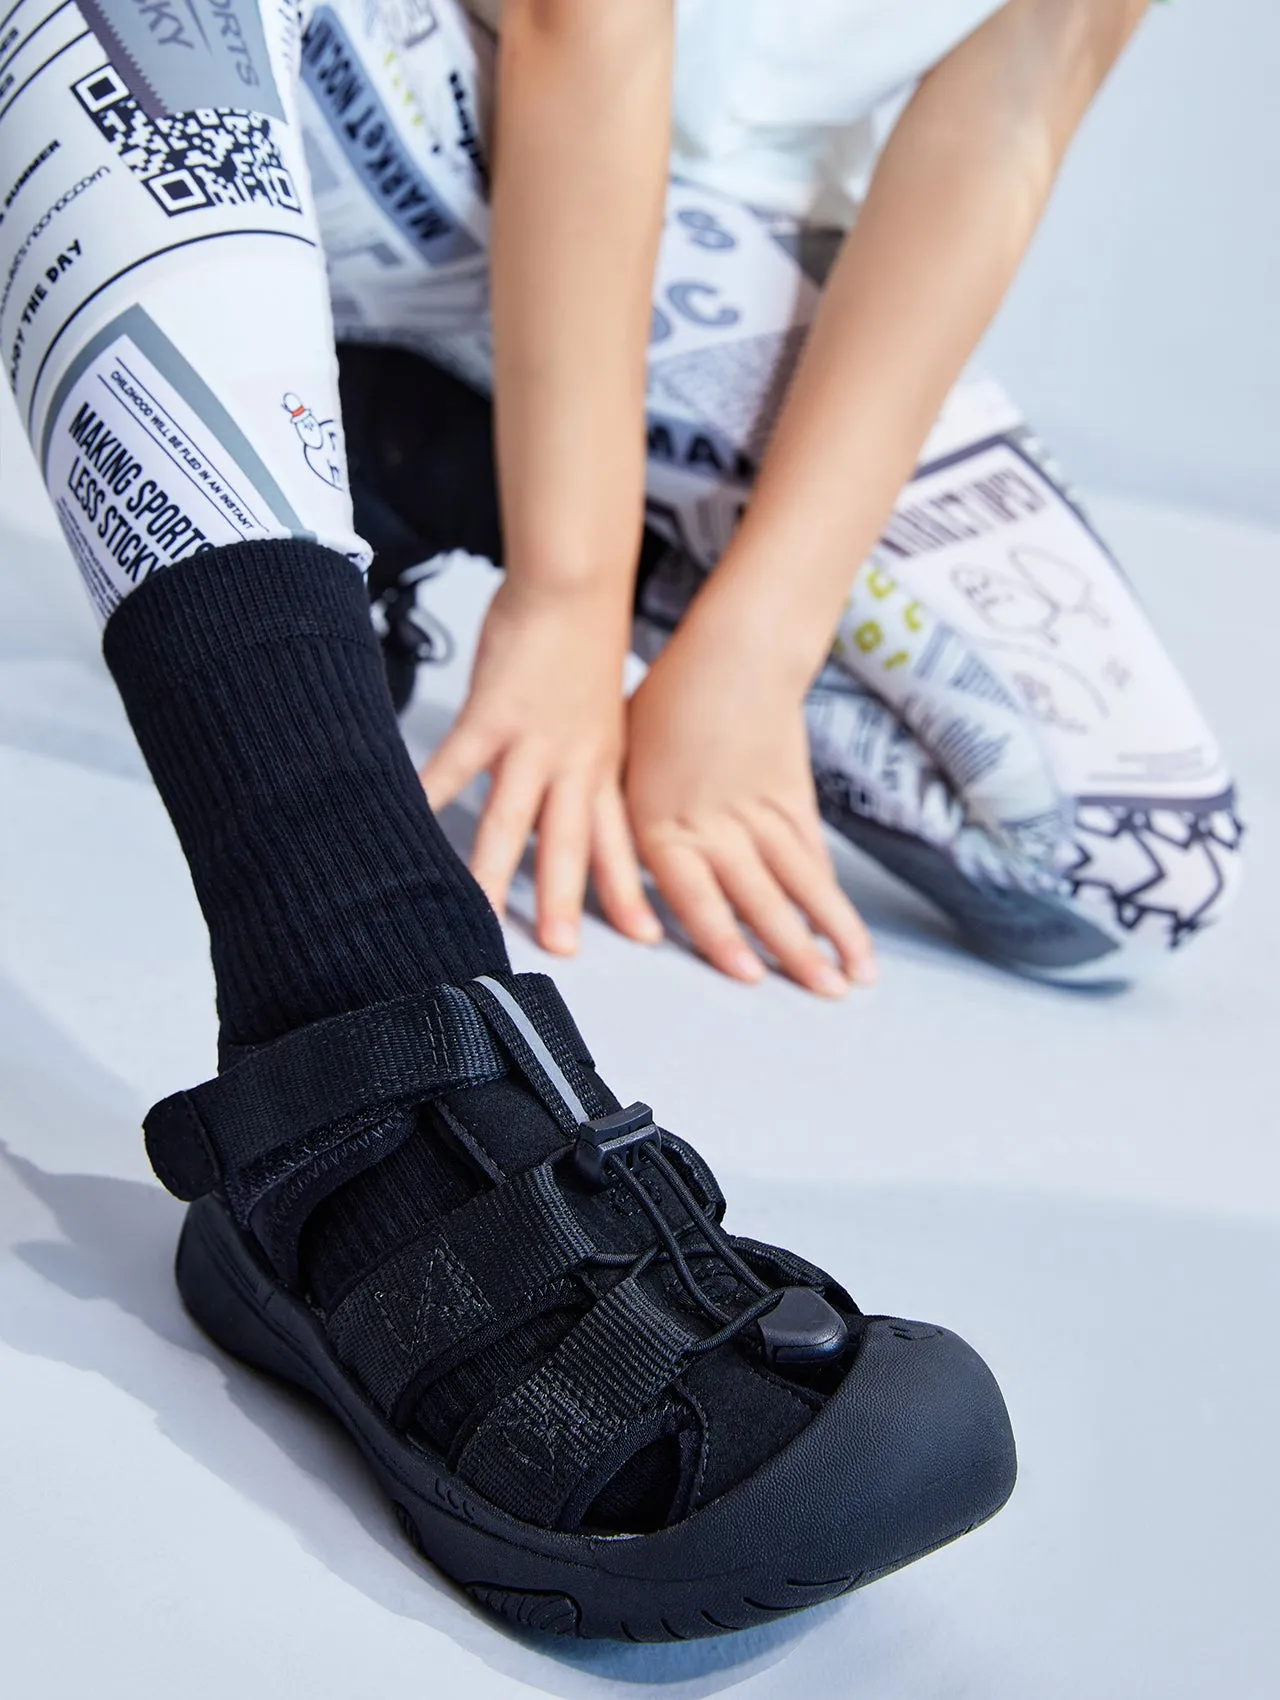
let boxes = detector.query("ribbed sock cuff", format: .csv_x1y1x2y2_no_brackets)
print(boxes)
103,538,381,705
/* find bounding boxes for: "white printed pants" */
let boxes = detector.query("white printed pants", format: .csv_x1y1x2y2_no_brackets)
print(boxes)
0,0,1242,975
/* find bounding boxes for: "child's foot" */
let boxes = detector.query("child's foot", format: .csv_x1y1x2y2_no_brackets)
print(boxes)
146,971,1015,1642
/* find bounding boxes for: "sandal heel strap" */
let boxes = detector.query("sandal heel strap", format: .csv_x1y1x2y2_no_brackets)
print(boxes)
144,987,505,1200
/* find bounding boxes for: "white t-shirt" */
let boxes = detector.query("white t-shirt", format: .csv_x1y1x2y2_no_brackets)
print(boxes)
462,0,1009,225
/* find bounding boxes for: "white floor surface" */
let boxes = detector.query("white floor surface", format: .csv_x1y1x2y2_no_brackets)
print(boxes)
2,442,1277,1698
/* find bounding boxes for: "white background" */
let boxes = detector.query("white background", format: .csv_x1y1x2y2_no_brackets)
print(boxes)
981,0,1280,523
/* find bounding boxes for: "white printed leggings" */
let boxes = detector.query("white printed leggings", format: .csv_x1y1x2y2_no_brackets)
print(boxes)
0,0,1242,979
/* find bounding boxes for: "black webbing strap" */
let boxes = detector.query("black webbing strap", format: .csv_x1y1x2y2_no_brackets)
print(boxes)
457,1275,699,1529
143,986,505,1201
466,972,614,1135
326,1162,596,1418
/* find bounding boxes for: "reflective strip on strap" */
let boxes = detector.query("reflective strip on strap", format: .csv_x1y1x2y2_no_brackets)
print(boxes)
473,975,590,1124
457,1275,699,1529
326,1162,596,1418
143,986,504,1200
466,972,610,1135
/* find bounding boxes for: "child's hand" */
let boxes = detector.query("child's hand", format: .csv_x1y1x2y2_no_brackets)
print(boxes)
420,579,662,954
625,623,876,996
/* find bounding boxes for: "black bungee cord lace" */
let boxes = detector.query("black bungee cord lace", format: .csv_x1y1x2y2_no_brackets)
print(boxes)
585,1138,788,1355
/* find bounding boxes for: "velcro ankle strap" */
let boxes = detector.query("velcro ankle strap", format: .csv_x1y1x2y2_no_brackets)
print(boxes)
144,987,505,1200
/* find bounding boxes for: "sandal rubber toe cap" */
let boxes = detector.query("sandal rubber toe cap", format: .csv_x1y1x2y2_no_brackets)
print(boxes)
595,1317,1016,1593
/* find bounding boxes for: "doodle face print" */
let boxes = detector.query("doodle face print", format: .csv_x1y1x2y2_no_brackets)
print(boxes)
951,565,1058,642
952,549,1110,649
1012,673,1089,734
1011,548,1109,629
283,393,346,490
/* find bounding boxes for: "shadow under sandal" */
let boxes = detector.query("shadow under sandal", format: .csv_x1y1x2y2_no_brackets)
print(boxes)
142,971,1016,1642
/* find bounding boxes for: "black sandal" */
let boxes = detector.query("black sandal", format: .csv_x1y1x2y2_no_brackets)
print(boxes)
144,971,1015,1642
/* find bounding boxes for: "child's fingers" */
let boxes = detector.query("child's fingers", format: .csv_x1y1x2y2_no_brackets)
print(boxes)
591,788,663,944
642,834,765,984
707,830,849,998
535,776,593,955
419,720,496,811
470,750,547,917
752,809,877,985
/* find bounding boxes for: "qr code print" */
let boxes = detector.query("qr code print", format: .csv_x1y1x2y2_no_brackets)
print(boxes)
72,64,301,218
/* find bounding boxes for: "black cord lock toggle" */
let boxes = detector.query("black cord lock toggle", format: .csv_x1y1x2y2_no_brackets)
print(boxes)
574,1101,661,1187
757,1287,849,1366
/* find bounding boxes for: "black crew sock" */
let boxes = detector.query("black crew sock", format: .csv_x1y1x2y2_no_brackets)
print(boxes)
103,537,508,1047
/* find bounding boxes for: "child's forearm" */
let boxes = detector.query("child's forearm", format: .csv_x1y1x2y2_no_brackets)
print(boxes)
491,0,673,608
683,0,1150,693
